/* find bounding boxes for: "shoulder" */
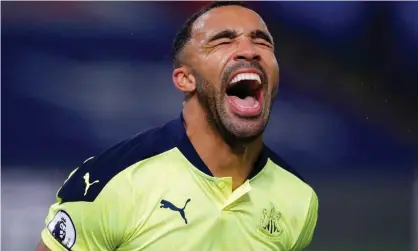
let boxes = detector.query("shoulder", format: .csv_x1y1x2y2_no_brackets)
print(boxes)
264,146,307,184
58,119,181,203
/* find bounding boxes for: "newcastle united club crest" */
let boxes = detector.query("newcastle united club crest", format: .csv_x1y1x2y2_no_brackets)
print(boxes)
257,203,283,240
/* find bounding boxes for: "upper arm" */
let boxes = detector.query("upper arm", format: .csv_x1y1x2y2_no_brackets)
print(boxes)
291,190,319,251
36,240,51,251
40,158,134,251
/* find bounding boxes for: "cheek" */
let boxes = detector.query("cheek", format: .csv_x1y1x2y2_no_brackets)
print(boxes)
204,49,232,75
198,62,221,85
269,57,280,84
266,57,279,96
194,73,220,98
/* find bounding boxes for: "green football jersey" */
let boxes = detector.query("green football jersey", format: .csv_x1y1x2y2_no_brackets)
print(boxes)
41,114,318,251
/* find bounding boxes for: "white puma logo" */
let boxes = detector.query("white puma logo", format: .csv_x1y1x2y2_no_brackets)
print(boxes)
83,172,99,196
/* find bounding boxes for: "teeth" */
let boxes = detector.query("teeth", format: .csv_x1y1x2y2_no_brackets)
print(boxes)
230,73,261,85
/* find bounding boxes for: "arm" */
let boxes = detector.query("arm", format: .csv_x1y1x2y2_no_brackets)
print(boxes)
291,190,319,251
36,159,133,251
35,168,78,251
36,240,51,251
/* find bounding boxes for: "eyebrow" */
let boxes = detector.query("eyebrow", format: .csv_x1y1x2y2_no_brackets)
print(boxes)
250,29,274,45
208,29,238,43
207,29,274,45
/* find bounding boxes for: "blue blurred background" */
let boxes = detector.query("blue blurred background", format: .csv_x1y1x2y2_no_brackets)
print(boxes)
1,2,417,251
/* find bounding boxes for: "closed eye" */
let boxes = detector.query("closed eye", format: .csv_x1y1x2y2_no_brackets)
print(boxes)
217,40,233,46
254,40,273,48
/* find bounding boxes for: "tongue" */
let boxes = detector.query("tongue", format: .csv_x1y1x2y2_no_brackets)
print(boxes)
228,96,257,108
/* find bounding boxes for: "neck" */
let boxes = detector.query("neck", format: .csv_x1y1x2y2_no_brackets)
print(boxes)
183,99,263,188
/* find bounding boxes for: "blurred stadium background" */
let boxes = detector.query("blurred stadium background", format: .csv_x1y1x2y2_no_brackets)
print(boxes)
1,2,417,251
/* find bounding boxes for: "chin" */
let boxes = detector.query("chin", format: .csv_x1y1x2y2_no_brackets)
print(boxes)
222,112,266,142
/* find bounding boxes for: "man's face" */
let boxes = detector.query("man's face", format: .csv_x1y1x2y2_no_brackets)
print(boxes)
186,5,279,143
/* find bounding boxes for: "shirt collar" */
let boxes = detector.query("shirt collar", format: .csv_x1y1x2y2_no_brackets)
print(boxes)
174,113,268,179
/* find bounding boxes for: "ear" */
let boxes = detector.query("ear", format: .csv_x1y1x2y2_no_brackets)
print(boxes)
173,66,196,94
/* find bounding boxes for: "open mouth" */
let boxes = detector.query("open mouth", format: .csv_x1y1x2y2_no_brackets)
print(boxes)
226,72,263,117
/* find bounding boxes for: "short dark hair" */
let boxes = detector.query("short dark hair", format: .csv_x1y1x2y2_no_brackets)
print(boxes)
171,1,248,68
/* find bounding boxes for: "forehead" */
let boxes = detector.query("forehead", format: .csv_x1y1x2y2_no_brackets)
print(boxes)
192,6,268,38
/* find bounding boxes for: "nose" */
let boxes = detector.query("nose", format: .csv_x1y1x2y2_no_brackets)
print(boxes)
233,40,261,62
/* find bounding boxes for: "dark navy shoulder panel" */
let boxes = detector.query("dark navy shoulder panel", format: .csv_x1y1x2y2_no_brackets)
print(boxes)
58,119,181,203
265,146,306,183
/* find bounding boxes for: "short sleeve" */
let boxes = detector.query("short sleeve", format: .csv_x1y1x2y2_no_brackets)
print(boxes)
291,190,319,251
41,160,134,251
